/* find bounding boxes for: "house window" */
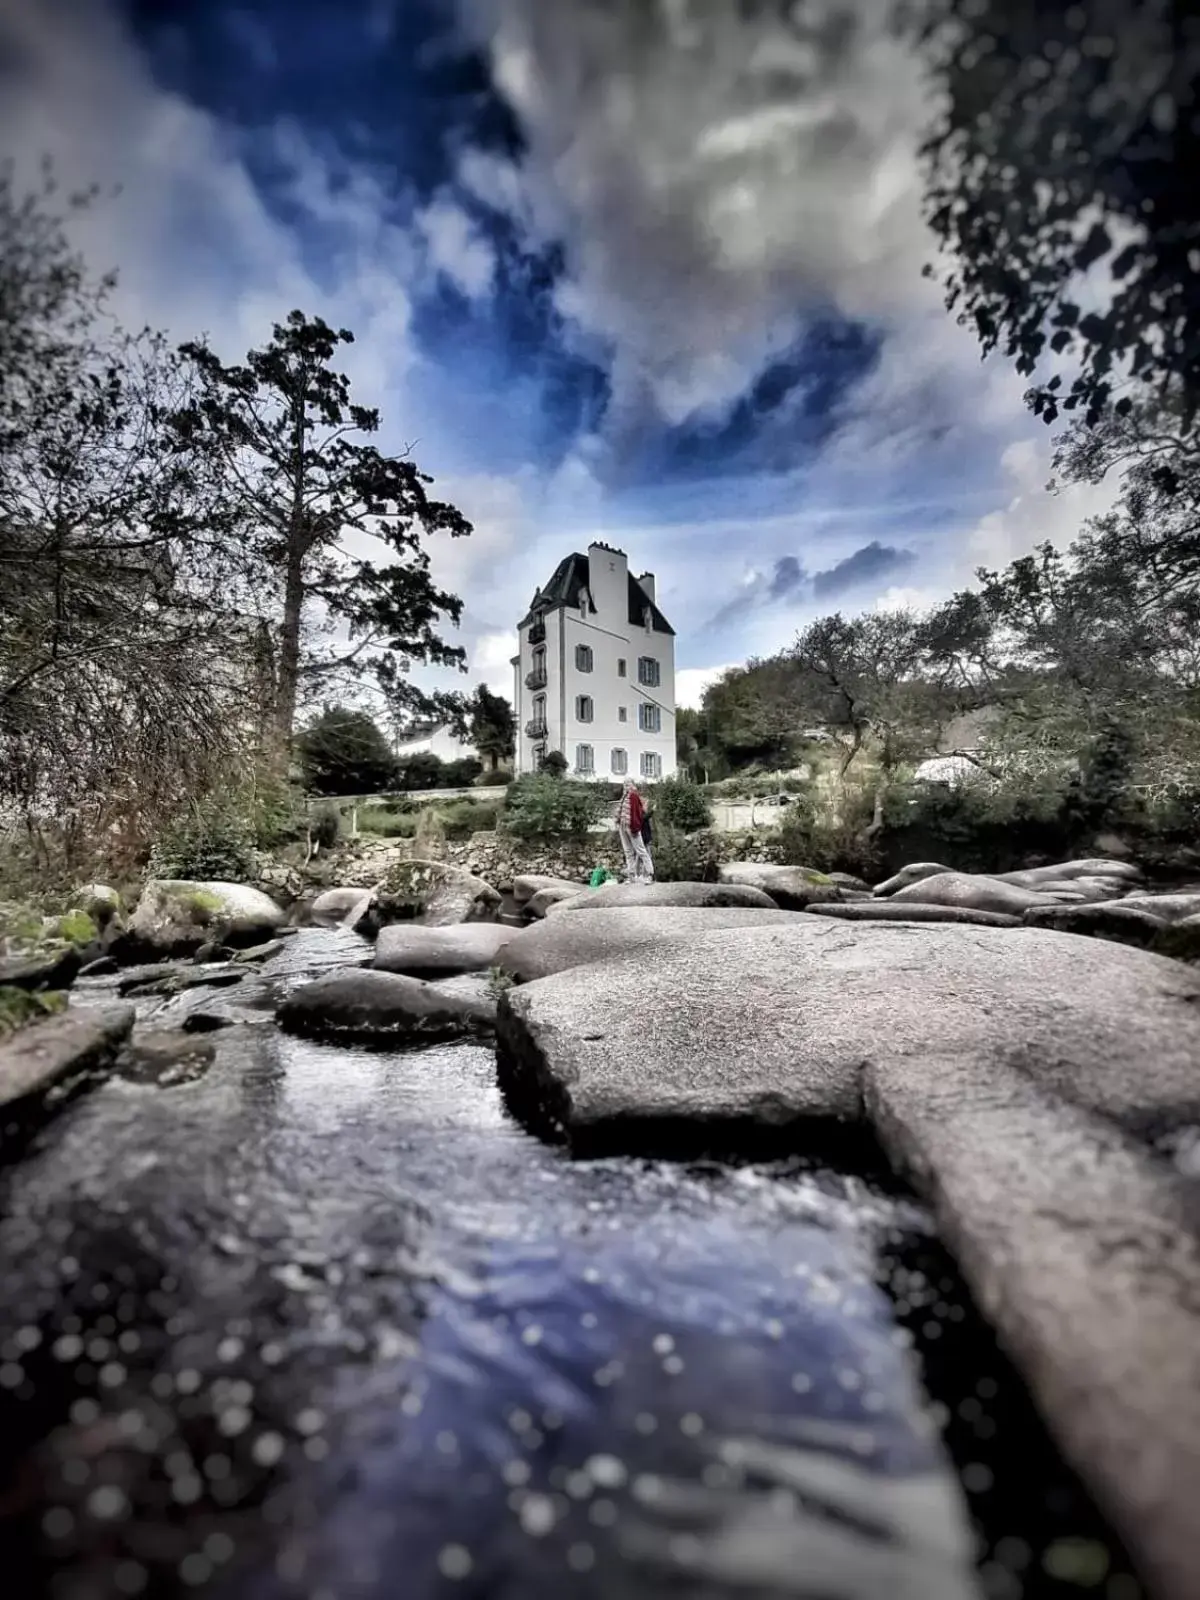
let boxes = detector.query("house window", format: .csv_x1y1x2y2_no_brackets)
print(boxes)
637,656,660,688
618,706,628,723
534,695,546,722
611,748,628,776
575,744,594,774
641,752,662,780
576,695,594,723
575,644,594,672
617,658,627,677
638,702,661,733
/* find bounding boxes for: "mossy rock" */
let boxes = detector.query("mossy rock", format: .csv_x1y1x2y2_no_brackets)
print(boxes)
184,889,225,921
57,911,99,947
0,986,68,1039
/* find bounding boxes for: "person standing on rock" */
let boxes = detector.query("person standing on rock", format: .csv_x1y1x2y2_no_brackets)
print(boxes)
616,777,654,883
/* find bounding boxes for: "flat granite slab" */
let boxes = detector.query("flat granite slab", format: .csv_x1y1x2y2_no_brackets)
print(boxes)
868,1053,1200,1600
497,920,1200,1148
497,918,1200,1598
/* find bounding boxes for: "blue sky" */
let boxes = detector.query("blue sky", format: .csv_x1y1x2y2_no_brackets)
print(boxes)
2,0,1117,707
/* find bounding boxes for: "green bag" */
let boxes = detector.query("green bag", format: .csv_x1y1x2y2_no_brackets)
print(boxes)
589,866,616,888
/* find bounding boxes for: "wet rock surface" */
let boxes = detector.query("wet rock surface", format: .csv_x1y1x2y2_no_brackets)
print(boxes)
0,934,1143,1600
0,944,84,992
0,1004,135,1116
278,969,497,1043
373,924,516,978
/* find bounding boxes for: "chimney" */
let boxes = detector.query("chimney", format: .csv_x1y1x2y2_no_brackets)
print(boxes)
638,572,656,604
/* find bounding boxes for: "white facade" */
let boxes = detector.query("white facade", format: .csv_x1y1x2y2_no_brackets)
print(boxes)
393,723,477,764
513,542,677,782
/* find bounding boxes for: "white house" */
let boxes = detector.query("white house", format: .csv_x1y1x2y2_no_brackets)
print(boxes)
513,542,677,782
392,722,477,765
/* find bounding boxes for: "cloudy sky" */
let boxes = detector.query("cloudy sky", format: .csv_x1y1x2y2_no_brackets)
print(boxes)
2,0,1115,708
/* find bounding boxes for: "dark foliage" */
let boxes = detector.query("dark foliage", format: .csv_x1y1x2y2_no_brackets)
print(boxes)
920,0,1200,434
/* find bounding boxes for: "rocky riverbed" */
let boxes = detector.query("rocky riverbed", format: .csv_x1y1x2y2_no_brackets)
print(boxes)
2,854,1198,1598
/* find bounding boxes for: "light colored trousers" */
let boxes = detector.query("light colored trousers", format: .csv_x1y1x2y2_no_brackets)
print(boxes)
618,825,654,881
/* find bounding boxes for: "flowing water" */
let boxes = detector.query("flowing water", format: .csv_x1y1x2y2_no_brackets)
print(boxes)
0,933,1140,1600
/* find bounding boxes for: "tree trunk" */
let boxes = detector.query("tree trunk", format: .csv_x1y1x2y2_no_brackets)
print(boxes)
271,546,306,764
270,373,309,768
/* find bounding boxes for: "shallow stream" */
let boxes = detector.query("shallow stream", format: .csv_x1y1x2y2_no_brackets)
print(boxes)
0,932,1140,1599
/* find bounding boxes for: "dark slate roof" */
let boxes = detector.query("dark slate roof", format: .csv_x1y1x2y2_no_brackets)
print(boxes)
519,553,674,636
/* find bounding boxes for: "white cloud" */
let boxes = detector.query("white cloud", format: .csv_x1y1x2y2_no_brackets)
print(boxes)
676,663,737,709
417,194,496,298
470,631,519,698
963,439,1119,576
454,0,972,461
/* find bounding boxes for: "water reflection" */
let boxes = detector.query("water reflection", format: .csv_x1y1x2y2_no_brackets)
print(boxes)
0,933,993,1598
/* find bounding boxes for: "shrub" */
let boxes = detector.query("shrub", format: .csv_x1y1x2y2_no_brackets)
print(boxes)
248,775,309,849
438,800,501,839
502,775,600,840
148,796,257,883
309,803,342,850
772,787,884,878
540,751,569,777
477,767,514,787
441,756,484,788
650,778,712,833
650,825,721,883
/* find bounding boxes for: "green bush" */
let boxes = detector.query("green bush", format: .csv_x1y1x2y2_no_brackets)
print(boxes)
438,799,501,839
502,775,600,840
650,778,712,833
248,776,308,849
477,767,514,787
148,796,257,883
649,824,720,883
772,788,884,878
540,751,569,777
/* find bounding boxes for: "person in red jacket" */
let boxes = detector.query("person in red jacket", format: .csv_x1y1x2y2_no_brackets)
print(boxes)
615,777,654,883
